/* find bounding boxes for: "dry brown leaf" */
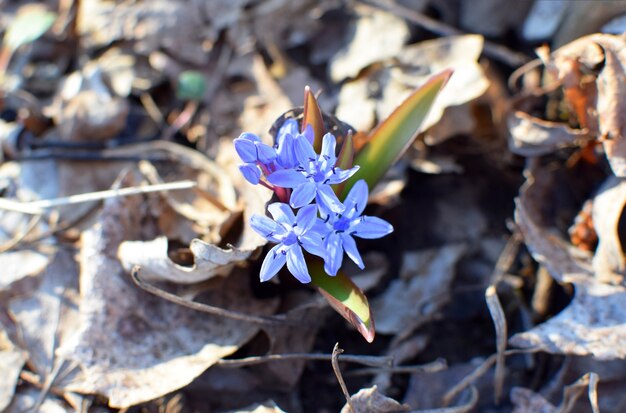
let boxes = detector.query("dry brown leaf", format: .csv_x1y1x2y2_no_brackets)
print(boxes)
8,249,80,378
0,250,49,291
336,35,488,143
5,389,71,413
508,111,590,156
372,244,466,335
510,279,626,359
341,385,409,413
50,66,129,142
78,0,210,65
330,6,409,82
510,387,557,413
404,361,480,411
0,328,27,411
225,400,287,413
513,166,626,359
514,167,593,284
591,177,626,284
59,177,278,408
118,236,255,284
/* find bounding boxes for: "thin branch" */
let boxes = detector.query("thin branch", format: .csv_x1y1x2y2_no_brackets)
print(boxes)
485,285,507,405
130,266,294,326
0,181,197,214
217,352,394,368
361,0,531,67
332,343,355,413
345,358,447,376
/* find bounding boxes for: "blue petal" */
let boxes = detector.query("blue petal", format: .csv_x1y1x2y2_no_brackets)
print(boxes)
276,133,297,168
302,124,314,145
294,134,317,167
300,229,327,258
234,137,258,163
267,169,307,188
290,182,316,209
340,233,364,269
324,232,343,276
278,119,299,138
260,244,287,282
267,203,295,225
327,165,360,185
239,164,261,185
286,245,311,283
316,184,343,214
295,204,318,233
320,133,337,167
342,179,368,218
250,214,285,242
351,216,393,239
256,142,277,164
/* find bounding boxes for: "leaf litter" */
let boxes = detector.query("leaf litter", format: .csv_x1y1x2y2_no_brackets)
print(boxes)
5,0,626,411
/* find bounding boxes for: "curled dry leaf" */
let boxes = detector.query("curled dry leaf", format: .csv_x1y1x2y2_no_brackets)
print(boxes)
330,6,410,82
591,177,626,284
117,140,271,284
0,329,27,412
118,236,253,284
508,111,590,156
513,166,626,359
372,244,466,335
516,34,626,176
341,385,409,413
336,35,488,140
60,177,278,408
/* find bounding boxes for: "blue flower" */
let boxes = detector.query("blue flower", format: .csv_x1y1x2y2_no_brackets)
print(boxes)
234,132,277,184
250,203,326,283
267,133,359,212
317,180,394,276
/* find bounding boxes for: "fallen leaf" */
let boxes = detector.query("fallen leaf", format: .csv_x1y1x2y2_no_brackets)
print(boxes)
513,166,626,359
0,328,27,411
0,250,49,292
59,175,278,408
225,400,287,413
341,385,409,413
329,6,409,82
372,244,466,335
7,248,80,378
591,177,626,284
508,111,590,157
510,387,557,413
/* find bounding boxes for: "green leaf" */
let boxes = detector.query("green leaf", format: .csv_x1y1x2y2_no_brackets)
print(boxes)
176,71,206,101
342,69,453,196
302,86,325,152
3,9,56,51
309,259,375,343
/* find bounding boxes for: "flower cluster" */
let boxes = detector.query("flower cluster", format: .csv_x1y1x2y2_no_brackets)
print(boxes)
235,120,393,283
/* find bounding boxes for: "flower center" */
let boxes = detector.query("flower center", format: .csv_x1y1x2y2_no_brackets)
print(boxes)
333,216,350,233
283,231,298,246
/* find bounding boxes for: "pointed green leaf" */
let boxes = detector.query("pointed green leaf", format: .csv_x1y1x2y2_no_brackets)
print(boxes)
3,8,56,51
302,86,325,152
342,69,453,196
310,259,375,342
